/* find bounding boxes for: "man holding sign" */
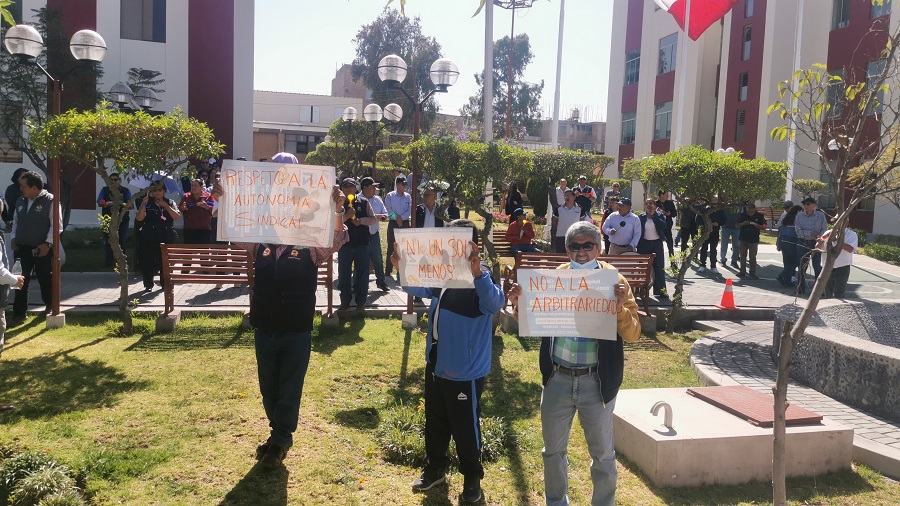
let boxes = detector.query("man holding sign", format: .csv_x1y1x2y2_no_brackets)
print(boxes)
507,221,640,506
390,220,505,504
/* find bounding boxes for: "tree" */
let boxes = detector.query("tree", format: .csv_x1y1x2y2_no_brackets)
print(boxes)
30,104,223,335
461,34,545,138
765,10,900,501
352,8,444,134
126,67,165,94
528,149,613,219
305,118,384,178
792,178,828,200
623,146,787,331
0,1,15,26
0,6,104,227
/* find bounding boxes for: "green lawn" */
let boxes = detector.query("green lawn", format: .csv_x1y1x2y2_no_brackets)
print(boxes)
1,314,896,505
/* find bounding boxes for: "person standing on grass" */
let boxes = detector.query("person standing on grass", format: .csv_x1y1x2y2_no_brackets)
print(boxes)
819,227,858,299
390,220,505,504
506,221,641,506
0,200,25,412
210,161,348,470
736,204,766,280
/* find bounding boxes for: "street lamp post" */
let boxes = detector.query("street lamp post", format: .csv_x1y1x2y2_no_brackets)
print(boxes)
377,54,458,315
363,103,403,178
342,107,358,174
3,24,107,326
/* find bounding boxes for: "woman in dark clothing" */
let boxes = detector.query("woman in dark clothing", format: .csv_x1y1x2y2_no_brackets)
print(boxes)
2,168,28,227
135,185,180,291
776,205,803,288
503,183,524,216
448,198,461,221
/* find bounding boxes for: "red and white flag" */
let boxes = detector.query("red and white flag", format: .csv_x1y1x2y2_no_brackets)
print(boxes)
654,0,739,41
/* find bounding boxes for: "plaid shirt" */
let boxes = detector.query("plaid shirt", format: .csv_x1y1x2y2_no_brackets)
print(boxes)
552,336,599,368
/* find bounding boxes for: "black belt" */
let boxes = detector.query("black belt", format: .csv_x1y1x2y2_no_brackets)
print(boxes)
554,364,598,377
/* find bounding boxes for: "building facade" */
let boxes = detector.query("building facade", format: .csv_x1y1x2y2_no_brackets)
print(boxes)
0,0,253,227
605,0,900,235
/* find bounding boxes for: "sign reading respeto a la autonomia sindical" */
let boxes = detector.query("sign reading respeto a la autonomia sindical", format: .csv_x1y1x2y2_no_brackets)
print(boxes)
217,160,336,247
518,268,620,340
395,228,476,289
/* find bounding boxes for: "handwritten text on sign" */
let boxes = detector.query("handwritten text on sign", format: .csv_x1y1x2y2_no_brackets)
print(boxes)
518,268,620,340
218,160,335,247
395,228,475,288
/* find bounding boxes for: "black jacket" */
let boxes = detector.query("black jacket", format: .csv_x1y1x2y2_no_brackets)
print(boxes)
250,244,319,333
415,204,445,228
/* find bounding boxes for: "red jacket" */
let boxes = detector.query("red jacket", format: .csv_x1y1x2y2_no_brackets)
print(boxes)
505,220,535,246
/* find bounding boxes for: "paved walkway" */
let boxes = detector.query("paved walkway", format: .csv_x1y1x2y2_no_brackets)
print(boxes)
690,320,900,479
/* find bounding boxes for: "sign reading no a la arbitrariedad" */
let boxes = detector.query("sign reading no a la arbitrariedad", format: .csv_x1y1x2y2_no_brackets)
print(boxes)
518,268,620,340
217,160,335,247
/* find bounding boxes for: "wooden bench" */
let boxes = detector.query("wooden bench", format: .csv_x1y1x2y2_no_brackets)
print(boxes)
757,206,778,230
159,244,335,318
502,252,656,313
491,227,513,257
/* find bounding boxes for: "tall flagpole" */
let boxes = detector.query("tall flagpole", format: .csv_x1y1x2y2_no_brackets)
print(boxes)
551,0,566,148
484,0,494,143
673,0,691,148
786,0,806,201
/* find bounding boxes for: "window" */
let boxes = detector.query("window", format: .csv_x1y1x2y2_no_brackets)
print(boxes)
285,134,325,154
867,60,886,115
624,50,640,85
658,33,678,75
826,69,845,118
745,0,754,17
334,107,344,121
738,73,749,101
621,111,636,145
0,101,22,163
872,0,891,18
742,26,752,61
121,0,166,43
559,124,567,135
654,102,672,140
301,106,321,124
857,197,876,211
832,0,850,29
735,109,746,142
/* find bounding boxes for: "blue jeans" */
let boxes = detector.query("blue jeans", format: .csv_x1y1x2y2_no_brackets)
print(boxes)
720,227,739,264
778,237,801,282
541,370,618,506
368,232,386,286
338,243,369,306
511,244,540,256
254,329,312,449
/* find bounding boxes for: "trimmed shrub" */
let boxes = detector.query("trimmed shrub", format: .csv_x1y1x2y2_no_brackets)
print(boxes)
0,452,55,496
10,465,74,506
861,243,900,265
36,489,85,506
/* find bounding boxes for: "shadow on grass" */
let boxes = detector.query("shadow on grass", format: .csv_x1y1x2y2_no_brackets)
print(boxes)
125,326,253,352
617,455,876,504
417,481,452,505
624,335,675,353
0,353,149,422
3,317,48,351
312,318,365,356
219,461,288,506
333,407,381,430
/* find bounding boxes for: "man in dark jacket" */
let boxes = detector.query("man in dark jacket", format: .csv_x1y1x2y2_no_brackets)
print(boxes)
390,220,505,504
414,187,444,228
638,199,669,297
337,177,377,311
211,159,348,470
695,201,726,274
655,191,677,262
506,221,641,506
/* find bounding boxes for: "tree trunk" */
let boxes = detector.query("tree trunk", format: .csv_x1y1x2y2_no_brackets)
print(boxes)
665,212,711,332
772,320,793,506
99,169,142,335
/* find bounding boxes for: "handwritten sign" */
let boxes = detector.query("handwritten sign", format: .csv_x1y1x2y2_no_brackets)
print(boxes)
518,268,620,340
217,160,335,247
395,228,475,288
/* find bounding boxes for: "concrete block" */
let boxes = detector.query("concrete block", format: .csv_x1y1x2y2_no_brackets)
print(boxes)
614,388,853,487
320,312,340,327
155,311,181,333
241,311,253,330
401,313,418,329
639,312,657,336
45,314,66,329
498,309,518,334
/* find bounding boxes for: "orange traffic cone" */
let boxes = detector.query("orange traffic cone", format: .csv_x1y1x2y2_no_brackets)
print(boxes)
716,278,740,310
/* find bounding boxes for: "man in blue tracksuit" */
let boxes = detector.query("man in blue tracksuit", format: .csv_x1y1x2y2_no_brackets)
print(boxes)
389,220,506,504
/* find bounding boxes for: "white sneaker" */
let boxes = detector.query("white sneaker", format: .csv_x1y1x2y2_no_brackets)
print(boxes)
710,267,719,274
697,266,707,273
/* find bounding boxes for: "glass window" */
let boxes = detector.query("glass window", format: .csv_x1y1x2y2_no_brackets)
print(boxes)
621,111,636,145
301,106,321,124
742,26,752,61
624,50,640,86
738,73,749,101
286,134,325,154
559,123,567,135
826,69,845,118
872,0,891,18
121,0,166,43
832,0,850,30
0,100,23,163
745,0,754,17
735,109,746,142
867,60,886,115
658,33,678,75
654,102,672,140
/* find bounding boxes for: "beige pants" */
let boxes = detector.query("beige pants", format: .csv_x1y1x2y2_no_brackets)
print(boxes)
609,243,635,255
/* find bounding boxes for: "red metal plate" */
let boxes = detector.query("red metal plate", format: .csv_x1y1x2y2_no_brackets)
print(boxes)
686,385,823,428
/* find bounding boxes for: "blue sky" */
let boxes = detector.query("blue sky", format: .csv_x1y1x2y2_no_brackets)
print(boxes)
254,0,614,123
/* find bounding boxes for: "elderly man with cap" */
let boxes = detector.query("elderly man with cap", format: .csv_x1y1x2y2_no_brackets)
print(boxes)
603,182,621,211
384,176,412,279
574,176,597,215
795,196,828,289
505,208,541,256
338,177,377,310
601,197,642,255
361,177,389,291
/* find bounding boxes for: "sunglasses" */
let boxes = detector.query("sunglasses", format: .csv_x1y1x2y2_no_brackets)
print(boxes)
568,241,596,252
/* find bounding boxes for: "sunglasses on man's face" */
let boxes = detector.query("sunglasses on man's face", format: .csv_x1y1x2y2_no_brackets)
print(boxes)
568,241,596,252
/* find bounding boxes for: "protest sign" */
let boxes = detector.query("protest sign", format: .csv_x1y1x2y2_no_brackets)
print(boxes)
395,228,476,288
217,160,335,247
518,268,620,340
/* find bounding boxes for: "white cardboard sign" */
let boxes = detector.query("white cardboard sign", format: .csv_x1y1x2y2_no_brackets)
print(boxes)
518,268,620,340
395,228,476,288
